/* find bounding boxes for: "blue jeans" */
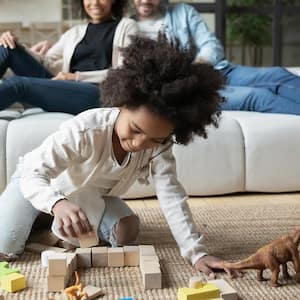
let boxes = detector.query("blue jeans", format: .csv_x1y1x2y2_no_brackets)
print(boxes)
0,172,137,255
220,65,300,115
0,45,100,114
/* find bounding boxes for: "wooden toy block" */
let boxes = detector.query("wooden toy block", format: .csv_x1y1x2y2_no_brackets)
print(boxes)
177,284,220,300
41,250,57,268
140,260,160,274
92,246,108,267
47,274,68,292
208,279,238,300
78,227,99,248
83,285,105,299
0,262,20,279
188,276,205,289
66,253,77,276
25,242,66,253
48,253,67,276
124,246,139,266
1,273,26,292
139,245,156,256
75,248,92,268
108,247,124,267
142,265,161,290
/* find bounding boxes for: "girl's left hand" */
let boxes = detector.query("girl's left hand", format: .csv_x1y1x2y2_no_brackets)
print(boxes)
52,72,76,81
194,255,244,279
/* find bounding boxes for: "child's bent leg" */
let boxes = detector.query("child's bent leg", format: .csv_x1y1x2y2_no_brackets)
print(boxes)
0,176,40,256
98,196,140,247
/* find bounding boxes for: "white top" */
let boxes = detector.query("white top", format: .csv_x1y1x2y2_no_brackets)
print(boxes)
137,17,164,40
28,18,138,83
18,108,207,265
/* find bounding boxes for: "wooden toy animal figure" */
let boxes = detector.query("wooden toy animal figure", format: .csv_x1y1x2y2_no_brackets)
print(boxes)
223,228,300,287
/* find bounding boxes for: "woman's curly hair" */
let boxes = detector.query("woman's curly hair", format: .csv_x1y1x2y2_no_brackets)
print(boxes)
101,34,225,145
80,0,128,20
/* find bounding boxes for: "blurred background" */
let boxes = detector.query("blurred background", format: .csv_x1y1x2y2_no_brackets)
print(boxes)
0,0,299,66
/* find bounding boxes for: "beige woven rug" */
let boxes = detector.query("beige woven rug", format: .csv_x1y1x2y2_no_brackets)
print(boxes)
3,201,300,300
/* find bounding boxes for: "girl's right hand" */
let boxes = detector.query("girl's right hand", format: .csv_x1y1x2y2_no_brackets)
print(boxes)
52,199,93,238
0,31,18,49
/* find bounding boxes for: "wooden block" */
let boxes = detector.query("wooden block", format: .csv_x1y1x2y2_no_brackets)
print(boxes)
25,243,66,253
177,285,220,300
92,247,108,267
139,245,156,256
78,228,98,248
83,285,105,299
66,253,77,275
124,246,139,266
75,248,92,268
142,265,161,290
47,275,67,292
140,255,159,272
108,247,124,267
48,253,67,276
208,279,238,300
140,260,160,274
1,273,26,292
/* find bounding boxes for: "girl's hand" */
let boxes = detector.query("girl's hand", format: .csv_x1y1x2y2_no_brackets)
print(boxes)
52,199,92,238
0,31,18,49
52,72,77,81
194,255,244,279
30,40,52,55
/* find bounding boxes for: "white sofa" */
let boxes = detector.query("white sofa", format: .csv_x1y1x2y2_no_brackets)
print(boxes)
1,68,300,197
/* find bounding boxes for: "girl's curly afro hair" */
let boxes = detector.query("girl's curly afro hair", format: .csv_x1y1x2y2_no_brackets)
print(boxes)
101,33,225,145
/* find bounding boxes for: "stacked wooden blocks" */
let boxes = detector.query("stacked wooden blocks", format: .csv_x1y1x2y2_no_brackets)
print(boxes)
139,245,161,290
0,262,26,293
46,253,77,292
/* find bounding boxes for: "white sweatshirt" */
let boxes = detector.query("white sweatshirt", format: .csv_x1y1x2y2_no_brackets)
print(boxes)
19,108,207,265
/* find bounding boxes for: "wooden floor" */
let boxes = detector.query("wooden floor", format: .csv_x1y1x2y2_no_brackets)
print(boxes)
126,192,300,209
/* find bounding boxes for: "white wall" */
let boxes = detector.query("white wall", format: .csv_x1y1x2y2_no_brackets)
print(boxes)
0,0,62,26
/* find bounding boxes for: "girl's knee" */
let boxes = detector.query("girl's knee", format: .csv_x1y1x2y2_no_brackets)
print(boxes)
113,215,140,246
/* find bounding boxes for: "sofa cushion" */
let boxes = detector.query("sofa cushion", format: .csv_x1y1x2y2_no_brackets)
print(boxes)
229,111,300,192
6,112,72,181
0,120,8,192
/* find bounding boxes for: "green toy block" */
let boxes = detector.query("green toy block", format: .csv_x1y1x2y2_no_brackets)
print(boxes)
0,262,20,280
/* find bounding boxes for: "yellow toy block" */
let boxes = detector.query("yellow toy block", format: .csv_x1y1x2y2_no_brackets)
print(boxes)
178,284,220,300
1,272,26,292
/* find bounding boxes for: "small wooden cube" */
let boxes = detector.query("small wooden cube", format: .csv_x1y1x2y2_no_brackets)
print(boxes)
142,265,161,290
47,275,67,292
140,255,159,272
124,246,139,266
75,248,92,268
78,228,98,248
48,253,67,276
139,245,156,256
92,247,108,267
108,247,124,267
1,273,26,292
208,279,238,300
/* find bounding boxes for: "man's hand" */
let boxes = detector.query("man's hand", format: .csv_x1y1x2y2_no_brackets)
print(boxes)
194,255,244,279
30,40,52,55
52,71,77,81
52,199,93,238
0,31,18,49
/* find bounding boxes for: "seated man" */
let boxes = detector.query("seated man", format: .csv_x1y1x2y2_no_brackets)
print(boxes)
133,0,300,115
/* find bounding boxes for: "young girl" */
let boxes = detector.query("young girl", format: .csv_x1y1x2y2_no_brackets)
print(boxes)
0,0,138,114
0,34,239,278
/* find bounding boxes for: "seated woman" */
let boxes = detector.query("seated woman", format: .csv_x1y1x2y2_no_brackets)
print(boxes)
0,0,138,114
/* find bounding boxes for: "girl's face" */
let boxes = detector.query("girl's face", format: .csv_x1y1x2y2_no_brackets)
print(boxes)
114,106,174,153
83,0,113,23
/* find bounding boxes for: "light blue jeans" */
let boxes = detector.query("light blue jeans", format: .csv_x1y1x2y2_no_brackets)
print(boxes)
220,65,300,115
0,172,137,255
